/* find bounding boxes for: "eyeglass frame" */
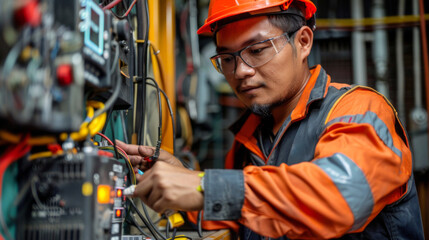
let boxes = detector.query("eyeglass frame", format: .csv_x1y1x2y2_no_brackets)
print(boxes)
210,27,301,75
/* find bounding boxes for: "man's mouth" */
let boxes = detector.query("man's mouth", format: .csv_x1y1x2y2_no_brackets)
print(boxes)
238,85,262,93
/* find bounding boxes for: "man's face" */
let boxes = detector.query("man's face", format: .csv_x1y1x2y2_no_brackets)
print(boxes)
215,16,306,116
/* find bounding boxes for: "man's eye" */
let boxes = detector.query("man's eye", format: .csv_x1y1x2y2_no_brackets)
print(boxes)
249,47,268,55
221,56,233,63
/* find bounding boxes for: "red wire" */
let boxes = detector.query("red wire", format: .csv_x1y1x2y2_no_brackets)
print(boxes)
96,132,130,160
102,0,137,18
122,0,137,17
102,0,122,10
0,134,31,199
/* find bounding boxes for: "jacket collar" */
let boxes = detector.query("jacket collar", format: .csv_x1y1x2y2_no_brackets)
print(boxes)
230,65,330,135
229,65,330,160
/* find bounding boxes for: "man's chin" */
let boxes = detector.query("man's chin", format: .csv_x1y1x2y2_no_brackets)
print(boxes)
249,104,272,119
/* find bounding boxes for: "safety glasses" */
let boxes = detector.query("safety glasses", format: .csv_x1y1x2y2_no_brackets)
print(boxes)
210,29,298,76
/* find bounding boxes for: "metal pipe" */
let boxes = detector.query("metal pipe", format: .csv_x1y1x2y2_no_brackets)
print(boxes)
413,0,423,109
351,0,367,86
420,0,429,116
396,0,405,124
372,0,389,97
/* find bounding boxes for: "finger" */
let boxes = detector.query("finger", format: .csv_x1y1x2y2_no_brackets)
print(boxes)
151,198,168,213
115,140,145,156
129,155,144,166
137,145,155,158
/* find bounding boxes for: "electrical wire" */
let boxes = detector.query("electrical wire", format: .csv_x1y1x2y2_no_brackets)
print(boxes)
197,210,203,238
120,110,129,144
110,41,120,75
144,77,163,160
0,130,56,146
135,0,150,145
91,51,122,122
145,80,176,155
98,146,136,185
103,0,138,19
60,101,107,141
0,135,31,240
102,0,122,10
128,198,162,240
126,209,152,238
141,201,167,240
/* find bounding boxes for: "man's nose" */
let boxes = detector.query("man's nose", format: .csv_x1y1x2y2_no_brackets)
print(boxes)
234,56,255,79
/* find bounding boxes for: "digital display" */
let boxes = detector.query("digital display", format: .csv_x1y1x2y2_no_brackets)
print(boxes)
84,1,104,56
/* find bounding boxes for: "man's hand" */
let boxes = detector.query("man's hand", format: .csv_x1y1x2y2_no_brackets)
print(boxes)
116,140,183,171
132,161,204,213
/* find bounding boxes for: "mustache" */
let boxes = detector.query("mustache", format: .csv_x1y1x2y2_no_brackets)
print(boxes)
236,82,266,93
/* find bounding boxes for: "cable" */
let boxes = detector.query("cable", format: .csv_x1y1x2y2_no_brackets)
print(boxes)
145,80,176,155
98,146,136,185
110,41,120,75
144,77,163,161
96,132,129,161
128,198,162,240
141,201,167,240
0,135,31,240
127,209,152,238
136,0,150,145
109,115,121,160
91,52,122,122
0,130,56,146
197,210,203,238
60,101,107,141
102,0,122,10
30,176,46,209
120,110,129,144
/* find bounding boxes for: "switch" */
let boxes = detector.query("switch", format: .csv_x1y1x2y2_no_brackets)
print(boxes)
57,64,74,86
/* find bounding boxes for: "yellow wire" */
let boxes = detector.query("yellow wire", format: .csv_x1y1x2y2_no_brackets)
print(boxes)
60,101,107,141
29,150,64,161
166,235,191,240
0,130,56,146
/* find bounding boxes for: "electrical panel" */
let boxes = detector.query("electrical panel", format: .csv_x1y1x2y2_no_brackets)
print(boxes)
16,150,127,240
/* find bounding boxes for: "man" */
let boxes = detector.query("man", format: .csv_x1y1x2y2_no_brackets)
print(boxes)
118,0,424,239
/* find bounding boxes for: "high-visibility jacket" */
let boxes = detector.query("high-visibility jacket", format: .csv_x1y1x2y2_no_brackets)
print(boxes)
188,65,424,239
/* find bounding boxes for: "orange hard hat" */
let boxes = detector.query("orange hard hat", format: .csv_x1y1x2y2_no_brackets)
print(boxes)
197,0,317,35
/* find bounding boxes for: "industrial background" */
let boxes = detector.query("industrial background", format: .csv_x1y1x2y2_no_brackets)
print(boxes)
0,0,428,239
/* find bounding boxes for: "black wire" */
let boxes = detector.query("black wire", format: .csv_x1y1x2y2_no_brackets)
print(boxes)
88,41,122,126
171,228,177,239
126,209,152,238
166,219,170,238
145,78,175,155
128,198,161,240
144,77,162,159
136,0,150,145
110,111,121,161
141,201,167,240
197,210,203,238
146,80,191,168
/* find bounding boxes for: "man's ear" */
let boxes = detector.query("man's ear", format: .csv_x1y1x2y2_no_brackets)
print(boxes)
295,26,313,61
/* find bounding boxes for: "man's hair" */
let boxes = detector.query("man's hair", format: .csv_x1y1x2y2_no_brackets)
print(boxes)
267,4,306,53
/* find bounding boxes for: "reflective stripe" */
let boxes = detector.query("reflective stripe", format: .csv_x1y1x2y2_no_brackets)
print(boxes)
314,153,374,231
327,111,402,158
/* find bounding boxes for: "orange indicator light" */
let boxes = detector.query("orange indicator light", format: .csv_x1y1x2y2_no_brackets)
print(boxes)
97,185,111,204
115,208,123,218
116,188,123,198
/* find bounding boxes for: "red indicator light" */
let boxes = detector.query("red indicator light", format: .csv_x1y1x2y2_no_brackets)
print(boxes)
116,189,123,198
115,209,123,218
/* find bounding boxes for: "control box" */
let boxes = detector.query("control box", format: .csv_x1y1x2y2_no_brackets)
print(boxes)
17,152,127,240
